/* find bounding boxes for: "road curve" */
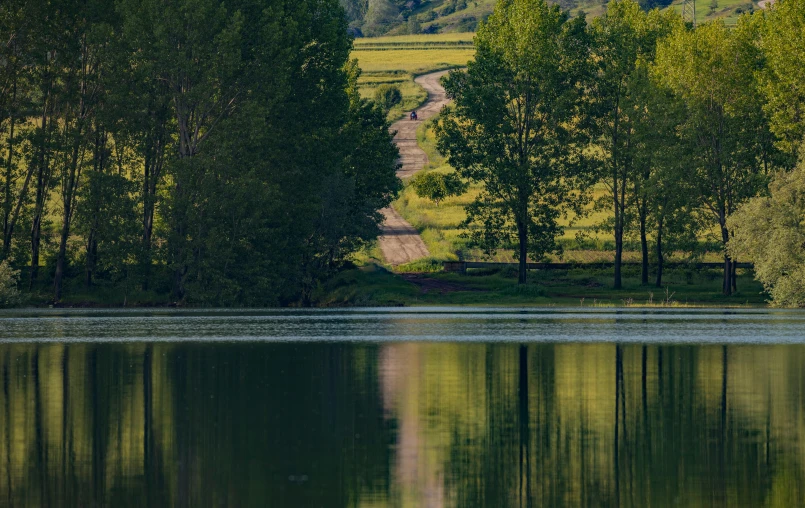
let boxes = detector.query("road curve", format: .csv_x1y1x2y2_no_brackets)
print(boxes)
379,70,452,266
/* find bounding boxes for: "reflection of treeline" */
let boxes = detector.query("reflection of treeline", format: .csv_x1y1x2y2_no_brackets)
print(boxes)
383,343,805,506
0,0,400,306
0,343,391,506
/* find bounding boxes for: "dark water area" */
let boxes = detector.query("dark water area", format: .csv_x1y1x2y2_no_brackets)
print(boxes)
1,308,805,507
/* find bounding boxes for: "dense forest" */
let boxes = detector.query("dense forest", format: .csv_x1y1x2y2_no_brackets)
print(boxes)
0,0,400,306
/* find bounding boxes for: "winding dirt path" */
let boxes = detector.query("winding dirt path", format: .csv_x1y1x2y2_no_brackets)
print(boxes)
379,70,451,266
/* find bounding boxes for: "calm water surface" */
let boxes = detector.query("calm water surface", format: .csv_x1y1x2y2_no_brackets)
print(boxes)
1,307,804,507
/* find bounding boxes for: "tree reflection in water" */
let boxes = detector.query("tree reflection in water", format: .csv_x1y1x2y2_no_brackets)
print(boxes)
1,342,805,506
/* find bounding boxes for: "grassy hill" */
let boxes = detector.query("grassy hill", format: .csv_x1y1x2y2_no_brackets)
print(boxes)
346,0,760,37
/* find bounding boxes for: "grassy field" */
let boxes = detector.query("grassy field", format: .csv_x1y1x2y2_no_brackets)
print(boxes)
351,34,475,120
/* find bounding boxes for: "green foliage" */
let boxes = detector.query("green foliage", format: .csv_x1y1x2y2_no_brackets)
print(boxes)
373,84,403,112
410,170,467,206
587,0,682,288
0,0,400,306
0,260,20,307
653,17,776,294
436,0,589,283
728,158,805,307
757,0,805,158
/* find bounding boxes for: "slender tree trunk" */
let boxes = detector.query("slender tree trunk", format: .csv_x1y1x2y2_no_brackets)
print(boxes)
2,80,16,258
85,128,106,289
517,219,528,285
85,230,97,288
655,216,664,288
30,99,53,290
731,255,737,293
141,123,165,291
3,157,35,259
720,219,731,296
54,135,84,301
639,200,648,285
614,223,623,290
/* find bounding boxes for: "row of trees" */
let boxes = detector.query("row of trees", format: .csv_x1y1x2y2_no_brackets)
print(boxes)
0,0,400,305
438,0,803,296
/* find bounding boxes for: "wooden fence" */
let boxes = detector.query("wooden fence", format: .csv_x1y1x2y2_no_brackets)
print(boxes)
443,261,753,274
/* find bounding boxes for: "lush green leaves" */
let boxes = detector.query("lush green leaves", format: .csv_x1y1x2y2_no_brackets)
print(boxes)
437,0,589,283
410,170,467,205
728,158,805,306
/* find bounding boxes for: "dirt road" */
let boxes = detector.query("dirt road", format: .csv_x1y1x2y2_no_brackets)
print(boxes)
378,70,452,266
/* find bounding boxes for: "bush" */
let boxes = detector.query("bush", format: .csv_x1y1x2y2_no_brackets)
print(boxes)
0,260,20,307
410,171,468,206
373,84,402,112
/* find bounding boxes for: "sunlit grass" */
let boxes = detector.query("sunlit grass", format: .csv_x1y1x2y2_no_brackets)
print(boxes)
350,34,475,121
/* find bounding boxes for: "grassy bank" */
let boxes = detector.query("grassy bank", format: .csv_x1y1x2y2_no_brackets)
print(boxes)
315,262,767,307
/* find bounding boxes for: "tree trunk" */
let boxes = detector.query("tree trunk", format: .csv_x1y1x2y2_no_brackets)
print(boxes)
29,98,53,290
517,220,527,285
2,81,16,258
85,231,97,288
639,201,648,285
655,216,664,288
720,221,732,296
54,137,83,301
614,224,623,290
731,257,737,293
141,120,165,292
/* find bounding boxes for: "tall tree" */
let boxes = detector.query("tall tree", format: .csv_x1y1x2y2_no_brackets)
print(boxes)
437,0,589,284
53,1,114,301
588,0,677,289
757,0,805,159
118,0,247,298
654,19,775,295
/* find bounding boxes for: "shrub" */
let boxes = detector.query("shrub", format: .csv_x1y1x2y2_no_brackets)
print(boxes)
0,260,20,307
373,84,402,112
410,171,468,206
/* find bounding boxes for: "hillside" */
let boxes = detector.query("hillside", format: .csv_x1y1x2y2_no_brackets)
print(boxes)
343,0,759,36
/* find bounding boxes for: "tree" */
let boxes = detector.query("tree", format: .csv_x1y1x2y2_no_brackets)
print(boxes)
410,170,467,206
373,84,402,113
628,60,697,287
436,0,589,284
408,15,422,34
654,19,776,295
758,0,805,158
728,158,805,307
0,259,20,306
587,0,678,289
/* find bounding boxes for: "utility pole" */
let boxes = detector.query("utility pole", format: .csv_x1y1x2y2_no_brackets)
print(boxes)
682,0,696,26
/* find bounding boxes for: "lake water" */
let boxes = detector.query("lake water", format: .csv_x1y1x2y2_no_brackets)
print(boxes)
1,307,804,506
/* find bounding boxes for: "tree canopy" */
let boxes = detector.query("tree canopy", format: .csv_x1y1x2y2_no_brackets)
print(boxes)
0,0,399,306
436,0,589,284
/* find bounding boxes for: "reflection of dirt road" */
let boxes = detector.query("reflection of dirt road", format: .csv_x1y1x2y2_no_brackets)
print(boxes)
379,70,452,266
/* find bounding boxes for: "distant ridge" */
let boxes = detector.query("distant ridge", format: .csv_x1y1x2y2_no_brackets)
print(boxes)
342,0,756,37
